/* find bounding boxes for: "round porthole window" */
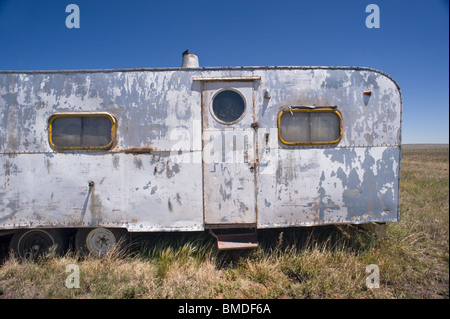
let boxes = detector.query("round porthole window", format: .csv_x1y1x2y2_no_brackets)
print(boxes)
212,90,246,124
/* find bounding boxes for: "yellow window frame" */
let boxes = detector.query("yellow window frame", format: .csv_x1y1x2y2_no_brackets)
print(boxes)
48,112,116,150
277,108,343,145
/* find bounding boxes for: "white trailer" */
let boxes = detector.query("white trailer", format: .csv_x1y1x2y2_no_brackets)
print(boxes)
0,52,401,255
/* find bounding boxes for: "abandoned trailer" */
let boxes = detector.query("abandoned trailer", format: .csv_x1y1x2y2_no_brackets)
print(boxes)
0,52,402,256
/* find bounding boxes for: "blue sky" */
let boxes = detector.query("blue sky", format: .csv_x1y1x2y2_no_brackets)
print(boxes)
0,0,448,143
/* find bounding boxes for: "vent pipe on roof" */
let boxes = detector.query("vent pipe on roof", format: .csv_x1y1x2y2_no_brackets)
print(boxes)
181,50,199,68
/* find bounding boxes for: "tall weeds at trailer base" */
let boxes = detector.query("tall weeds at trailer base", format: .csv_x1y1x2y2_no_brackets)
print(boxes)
0,148,448,299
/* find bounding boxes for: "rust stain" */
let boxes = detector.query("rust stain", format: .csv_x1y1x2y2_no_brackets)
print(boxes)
134,158,143,170
122,146,155,154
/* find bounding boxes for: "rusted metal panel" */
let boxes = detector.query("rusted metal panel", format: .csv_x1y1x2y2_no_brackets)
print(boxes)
0,70,204,231
0,65,401,232
257,146,400,228
0,152,203,231
254,68,401,228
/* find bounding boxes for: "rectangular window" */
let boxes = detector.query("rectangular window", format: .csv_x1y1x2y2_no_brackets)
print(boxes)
49,113,115,150
278,109,342,145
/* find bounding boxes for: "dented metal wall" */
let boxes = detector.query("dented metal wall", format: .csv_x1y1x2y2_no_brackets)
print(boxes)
0,66,401,231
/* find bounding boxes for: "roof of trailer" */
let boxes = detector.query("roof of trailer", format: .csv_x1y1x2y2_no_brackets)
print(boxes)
0,65,401,93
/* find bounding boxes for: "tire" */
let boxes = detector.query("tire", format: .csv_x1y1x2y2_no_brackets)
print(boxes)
75,228,129,257
9,229,68,259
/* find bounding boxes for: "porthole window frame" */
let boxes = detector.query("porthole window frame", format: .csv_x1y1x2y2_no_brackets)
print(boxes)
210,88,248,125
48,112,117,151
277,108,343,146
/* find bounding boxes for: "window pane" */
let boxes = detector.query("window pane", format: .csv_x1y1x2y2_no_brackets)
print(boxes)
310,112,340,142
279,112,310,143
50,115,113,149
212,90,246,123
51,117,82,147
81,116,112,147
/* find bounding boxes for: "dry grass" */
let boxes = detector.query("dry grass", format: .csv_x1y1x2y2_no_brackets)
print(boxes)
0,147,448,299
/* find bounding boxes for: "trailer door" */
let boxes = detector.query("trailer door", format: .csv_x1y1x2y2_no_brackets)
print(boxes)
201,80,257,226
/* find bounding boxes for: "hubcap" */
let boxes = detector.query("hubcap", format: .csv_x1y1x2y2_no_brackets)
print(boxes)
85,228,116,256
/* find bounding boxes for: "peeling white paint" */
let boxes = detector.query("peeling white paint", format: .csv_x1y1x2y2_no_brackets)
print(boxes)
0,66,401,232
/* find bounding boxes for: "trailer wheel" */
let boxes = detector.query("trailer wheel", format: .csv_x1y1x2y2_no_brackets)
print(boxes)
75,228,128,257
9,229,68,259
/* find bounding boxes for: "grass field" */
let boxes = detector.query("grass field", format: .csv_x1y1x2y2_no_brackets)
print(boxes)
0,147,448,299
